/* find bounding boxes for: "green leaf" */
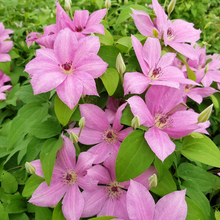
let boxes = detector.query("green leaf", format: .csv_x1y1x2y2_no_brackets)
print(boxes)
215,211,220,220
98,46,120,68
8,103,48,149
177,163,217,192
40,136,63,186
35,206,52,220
210,93,220,114
55,94,77,126
0,202,9,220
22,175,45,198
96,28,114,45
185,197,207,220
100,68,119,96
5,194,26,214
181,135,220,167
116,4,152,25
95,0,103,9
30,117,61,139
52,200,66,220
1,170,18,193
16,84,50,104
90,217,117,220
121,104,134,126
116,130,155,182
8,49,20,59
182,180,210,220
150,169,177,196
9,213,29,220
0,61,10,75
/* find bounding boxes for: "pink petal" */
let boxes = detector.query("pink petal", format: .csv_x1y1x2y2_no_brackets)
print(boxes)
79,104,110,131
30,159,44,178
86,8,107,28
145,127,175,161
143,37,161,69
73,10,89,31
54,28,78,65
68,127,103,145
127,96,154,127
123,72,150,95
83,24,105,35
157,52,176,69
131,35,149,75
77,174,98,191
117,127,133,142
112,103,127,132
131,9,155,37
154,190,187,220
56,74,83,110
0,40,13,53
82,187,108,217
0,53,11,62
127,180,155,220
29,181,67,207
62,184,84,220
56,135,76,170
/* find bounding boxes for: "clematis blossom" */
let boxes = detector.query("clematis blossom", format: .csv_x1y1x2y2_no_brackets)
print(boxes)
113,180,187,220
123,36,198,95
0,22,14,41
29,135,97,220
25,28,108,110
68,103,133,164
128,85,201,161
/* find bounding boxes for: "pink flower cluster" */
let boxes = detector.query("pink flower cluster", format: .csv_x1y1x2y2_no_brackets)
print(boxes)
25,0,219,219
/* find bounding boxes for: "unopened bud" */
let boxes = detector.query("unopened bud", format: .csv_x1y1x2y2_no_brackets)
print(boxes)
70,131,79,144
64,0,72,11
198,104,213,123
152,28,159,38
25,162,35,174
149,174,157,188
131,115,140,130
167,0,176,15
79,117,85,128
105,0,111,10
116,53,126,75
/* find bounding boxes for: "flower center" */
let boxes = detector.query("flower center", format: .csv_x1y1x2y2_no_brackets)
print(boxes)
107,181,124,199
75,26,83,32
59,62,73,75
63,170,77,185
184,84,192,93
154,113,171,130
48,32,55,35
103,129,118,144
149,67,162,80
167,28,175,41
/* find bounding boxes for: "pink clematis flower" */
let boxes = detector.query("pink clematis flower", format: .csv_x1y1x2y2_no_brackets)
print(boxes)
68,103,133,164
0,40,13,62
0,70,11,87
0,85,12,100
25,28,108,110
82,154,157,218
29,135,97,220
114,180,187,220
123,36,198,95
128,85,201,161
0,22,14,41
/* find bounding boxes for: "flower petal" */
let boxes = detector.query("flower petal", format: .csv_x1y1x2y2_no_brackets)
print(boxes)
73,10,89,31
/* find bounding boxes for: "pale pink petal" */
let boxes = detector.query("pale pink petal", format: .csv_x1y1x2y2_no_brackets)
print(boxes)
0,93,6,100
75,53,108,78
0,54,11,62
62,184,84,220
154,190,187,220
54,28,78,64
131,9,155,37
77,175,98,191
73,10,89,31
112,103,127,131
117,127,133,142
56,135,76,170
56,74,83,110
164,111,200,139
36,33,57,49
127,180,155,220
127,96,154,127
202,70,220,87
131,35,149,75
68,127,103,145
75,71,98,95
86,8,107,28
150,79,180,88
0,41,13,53
83,24,105,35
105,109,116,124
79,104,110,131
145,127,175,161
75,152,96,175
143,37,161,68
30,159,44,178
123,72,150,95
29,181,67,207
0,85,11,92
82,187,108,217
157,52,176,69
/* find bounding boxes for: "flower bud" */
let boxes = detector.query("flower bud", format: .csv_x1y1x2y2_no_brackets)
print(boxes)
79,117,85,128
167,0,176,15
198,104,213,123
70,131,79,144
25,162,35,174
116,53,126,75
64,0,72,12
105,0,111,10
131,115,140,130
148,174,157,188
152,28,159,38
